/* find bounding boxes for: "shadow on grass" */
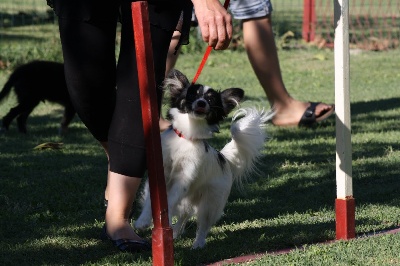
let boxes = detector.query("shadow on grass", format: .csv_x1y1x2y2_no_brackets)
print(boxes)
0,11,55,28
0,32,46,42
351,97,400,116
0,107,81,136
175,221,335,265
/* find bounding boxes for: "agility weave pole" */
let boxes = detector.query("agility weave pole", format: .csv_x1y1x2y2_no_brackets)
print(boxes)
131,2,174,265
334,0,355,240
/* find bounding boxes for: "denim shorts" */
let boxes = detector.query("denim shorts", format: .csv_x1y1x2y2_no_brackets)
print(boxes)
229,0,273,20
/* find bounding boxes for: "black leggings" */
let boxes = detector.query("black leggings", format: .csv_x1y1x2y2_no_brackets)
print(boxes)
58,2,180,177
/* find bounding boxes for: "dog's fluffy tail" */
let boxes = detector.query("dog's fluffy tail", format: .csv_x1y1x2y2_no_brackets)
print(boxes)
221,107,274,187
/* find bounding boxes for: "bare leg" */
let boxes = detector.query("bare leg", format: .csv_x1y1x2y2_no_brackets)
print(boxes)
100,141,143,241
106,172,143,241
242,15,333,126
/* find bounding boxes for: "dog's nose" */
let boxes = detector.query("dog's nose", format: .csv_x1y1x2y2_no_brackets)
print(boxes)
196,100,206,108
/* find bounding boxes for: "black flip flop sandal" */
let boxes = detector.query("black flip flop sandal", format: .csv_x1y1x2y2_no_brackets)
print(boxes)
298,102,335,127
100,225,151,253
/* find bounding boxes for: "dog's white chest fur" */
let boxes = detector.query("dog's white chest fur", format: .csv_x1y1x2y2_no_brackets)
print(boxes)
162,130,231,183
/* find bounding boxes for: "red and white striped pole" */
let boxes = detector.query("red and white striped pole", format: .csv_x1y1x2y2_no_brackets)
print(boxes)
131,2,174,265
334,0,355,240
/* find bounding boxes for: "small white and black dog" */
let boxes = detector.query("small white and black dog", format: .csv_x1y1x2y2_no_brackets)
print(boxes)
134,69,273,249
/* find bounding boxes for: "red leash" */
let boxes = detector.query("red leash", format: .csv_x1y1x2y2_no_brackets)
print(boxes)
192,0,230,84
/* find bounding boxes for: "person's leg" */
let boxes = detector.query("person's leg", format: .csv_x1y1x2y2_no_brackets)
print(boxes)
159,30,182,131
101,3,147,241
58,17,116,202
58,18,116,139
100,141,144,241
166,30,182,77
105,172,143,240
242,15,333,126
59,17,143,241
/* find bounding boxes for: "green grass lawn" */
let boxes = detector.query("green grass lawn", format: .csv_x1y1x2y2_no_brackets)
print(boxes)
0,20,400,266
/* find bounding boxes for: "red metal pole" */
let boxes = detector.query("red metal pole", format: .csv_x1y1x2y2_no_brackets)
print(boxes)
302,0,311,42
302,0,316,42
131,2,174,265
309,0,316,42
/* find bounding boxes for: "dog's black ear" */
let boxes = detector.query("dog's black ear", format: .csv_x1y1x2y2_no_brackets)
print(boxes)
221,88,245,114
163,69,190,98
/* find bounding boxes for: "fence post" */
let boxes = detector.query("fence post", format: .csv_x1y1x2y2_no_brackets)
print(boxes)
302,0,316,42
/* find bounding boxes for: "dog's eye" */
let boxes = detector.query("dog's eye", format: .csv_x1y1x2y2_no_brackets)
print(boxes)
205,92,216,105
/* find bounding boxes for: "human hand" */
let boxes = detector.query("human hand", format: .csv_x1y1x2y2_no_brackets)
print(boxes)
192,0,232,50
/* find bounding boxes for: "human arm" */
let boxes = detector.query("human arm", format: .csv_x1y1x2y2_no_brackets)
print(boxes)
191,0,232,50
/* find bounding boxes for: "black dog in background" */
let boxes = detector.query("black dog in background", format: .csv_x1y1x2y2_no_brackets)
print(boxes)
0,61,75,134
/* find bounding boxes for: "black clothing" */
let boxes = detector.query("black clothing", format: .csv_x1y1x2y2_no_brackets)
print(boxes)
53,0,191,177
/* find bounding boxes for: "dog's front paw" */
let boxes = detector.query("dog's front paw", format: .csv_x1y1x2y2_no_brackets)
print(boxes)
172,230,179,239
134,218,151,230
172,225,184,239
191,238,206,249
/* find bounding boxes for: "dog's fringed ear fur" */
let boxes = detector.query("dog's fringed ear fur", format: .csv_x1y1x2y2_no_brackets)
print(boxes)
163,69,190,98
221,88,245,115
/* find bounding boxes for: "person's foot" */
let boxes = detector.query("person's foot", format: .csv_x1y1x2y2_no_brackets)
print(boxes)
101,222,151,253
271,100,334,127
105,197,144,242
105,220,143,240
